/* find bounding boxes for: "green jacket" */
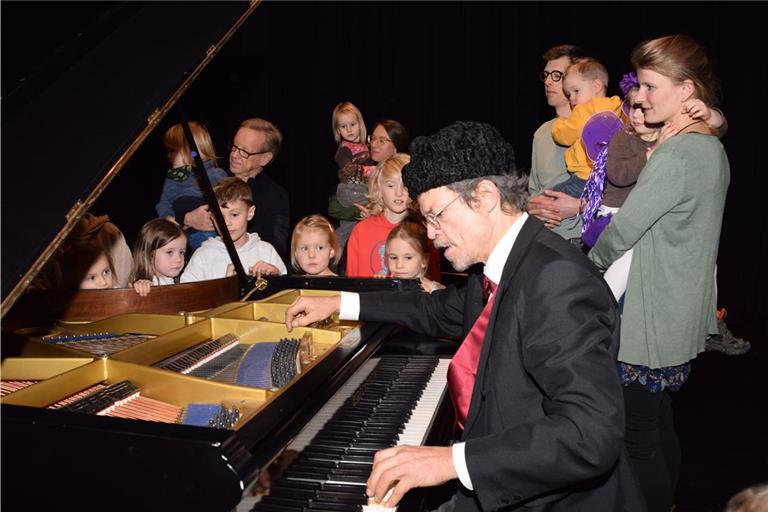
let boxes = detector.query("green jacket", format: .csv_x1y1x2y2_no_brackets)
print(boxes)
589,134,729,368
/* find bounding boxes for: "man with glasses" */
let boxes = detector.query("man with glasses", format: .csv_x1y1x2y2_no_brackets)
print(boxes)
227,117,290,259
527,45,586,245
285,121,641,511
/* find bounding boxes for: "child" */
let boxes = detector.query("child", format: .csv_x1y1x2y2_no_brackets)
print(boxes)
180,177,287,282
129,219,188,296
551,57,625,198
346,153,411,277
155,121,228,249
584,72,726,298
329,102,376,251
75,244,115,290
385,221,445,293
290,214,340,276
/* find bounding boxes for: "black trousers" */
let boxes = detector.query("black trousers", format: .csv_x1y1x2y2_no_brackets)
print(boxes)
623,382,681,512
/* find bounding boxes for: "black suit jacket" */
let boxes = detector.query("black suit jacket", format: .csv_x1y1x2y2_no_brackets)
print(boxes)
359,216,644,511
231,170,290,261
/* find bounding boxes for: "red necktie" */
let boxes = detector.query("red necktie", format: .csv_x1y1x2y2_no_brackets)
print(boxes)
447,275,497,430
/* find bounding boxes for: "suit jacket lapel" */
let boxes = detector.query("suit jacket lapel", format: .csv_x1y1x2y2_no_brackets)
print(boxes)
463,216,544,435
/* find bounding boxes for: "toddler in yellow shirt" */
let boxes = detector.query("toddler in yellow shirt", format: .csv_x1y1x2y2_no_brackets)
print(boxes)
551,57,626,198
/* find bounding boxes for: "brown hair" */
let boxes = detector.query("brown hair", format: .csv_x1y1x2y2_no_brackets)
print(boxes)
290,214,340,272
240,118,283,159
366,153,412,216
385,221,430,275
332,102,368,144
162,121,218,166
47,241,114,290
372,120,410,153
631,34,720,106
130,219,186,282
566,57,609,89
542,44,586,63
213,177,254,208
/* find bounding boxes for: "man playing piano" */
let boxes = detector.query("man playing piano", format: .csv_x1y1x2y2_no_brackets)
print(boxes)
286,121,643,511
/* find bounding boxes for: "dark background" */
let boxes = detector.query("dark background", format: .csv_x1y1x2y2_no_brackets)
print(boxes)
3,1,765,336
2,2,767,510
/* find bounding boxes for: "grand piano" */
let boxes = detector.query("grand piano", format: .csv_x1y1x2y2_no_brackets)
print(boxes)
1,4,457,510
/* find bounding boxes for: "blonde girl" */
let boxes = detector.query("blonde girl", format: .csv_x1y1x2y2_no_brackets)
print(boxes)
330,101,375,251
130,218,187,296
291,215,340,276
345,153,412,277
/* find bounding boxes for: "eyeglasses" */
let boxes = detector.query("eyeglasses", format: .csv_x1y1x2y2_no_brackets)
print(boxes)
540,70,564,82
367,134,393,145
422,195,461,230
229,143,268,159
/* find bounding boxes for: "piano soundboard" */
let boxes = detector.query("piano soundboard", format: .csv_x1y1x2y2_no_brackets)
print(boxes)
237,355,451,512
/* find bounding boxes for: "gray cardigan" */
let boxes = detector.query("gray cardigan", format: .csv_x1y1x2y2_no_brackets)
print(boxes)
589,134,729,368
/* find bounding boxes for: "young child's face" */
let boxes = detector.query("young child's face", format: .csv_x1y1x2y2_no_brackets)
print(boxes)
624,90,658,139
79,253,113,290
381,174,411,215
386,237,427,279
295,228,334,276
337,111,362,143
563,72,599,108
153,236,187,279
217,199,255,248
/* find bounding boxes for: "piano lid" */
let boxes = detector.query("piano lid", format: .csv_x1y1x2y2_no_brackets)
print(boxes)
1,1,259,313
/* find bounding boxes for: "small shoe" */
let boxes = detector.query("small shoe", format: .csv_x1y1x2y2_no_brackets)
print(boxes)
705,317,751,355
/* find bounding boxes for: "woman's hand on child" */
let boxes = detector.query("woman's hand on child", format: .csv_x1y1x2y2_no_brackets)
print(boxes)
132,279,152,297
249,261,280,278
183,205,213,232
225,264,236,277
354,202,372,219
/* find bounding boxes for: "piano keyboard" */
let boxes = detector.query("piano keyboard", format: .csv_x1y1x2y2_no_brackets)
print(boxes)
238,355,450,512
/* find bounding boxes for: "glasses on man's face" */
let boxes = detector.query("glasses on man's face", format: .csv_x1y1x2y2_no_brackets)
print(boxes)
367,134,393,146
229,143,268,159
540,70,564,82
422,195,461,230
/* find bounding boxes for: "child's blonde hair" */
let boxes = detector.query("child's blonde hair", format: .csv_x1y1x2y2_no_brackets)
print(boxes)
290,214,340,272
385,221,430,277
566,57,609,90
332,102,368,144
130,219,186,282
366,153,412,216
214,177,254,208
726,484,768,512
163,121,218,166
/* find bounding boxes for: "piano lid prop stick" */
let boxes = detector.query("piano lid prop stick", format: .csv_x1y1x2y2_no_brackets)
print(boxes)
181,120,254,297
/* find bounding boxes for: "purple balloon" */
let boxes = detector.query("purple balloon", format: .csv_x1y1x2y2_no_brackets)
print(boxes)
582,112,625,161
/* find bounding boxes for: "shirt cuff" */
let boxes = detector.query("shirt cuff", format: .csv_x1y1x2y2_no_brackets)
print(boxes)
452,442,473,490
339,291,360,321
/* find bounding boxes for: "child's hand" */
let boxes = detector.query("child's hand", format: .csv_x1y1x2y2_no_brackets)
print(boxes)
165,215,179,226
249,261,280,278
132,279,152,297
354,203,372,219
681,98,712,122
225,264,236,277
420,277,445,293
